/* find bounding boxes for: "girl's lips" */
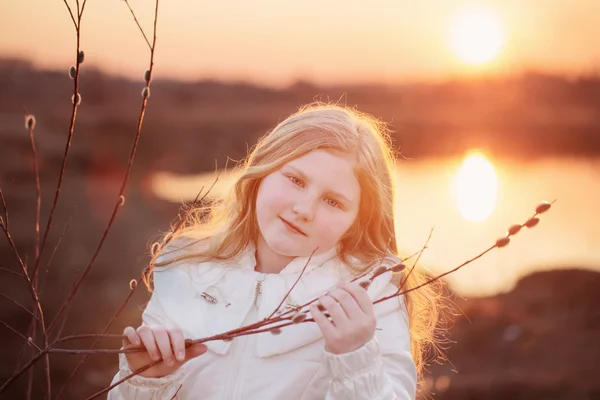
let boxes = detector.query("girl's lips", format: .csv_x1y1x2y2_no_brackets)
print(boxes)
280,217,306,236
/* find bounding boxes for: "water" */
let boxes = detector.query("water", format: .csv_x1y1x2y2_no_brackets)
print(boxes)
150,155,600,297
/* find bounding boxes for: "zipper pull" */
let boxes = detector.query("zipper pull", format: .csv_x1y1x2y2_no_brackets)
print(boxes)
253,274,266,306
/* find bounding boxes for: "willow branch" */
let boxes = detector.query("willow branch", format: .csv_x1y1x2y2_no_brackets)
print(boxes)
123,0,152,50
48,0,160,337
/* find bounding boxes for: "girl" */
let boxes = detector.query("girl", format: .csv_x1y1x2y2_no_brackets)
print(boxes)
108,103,440,399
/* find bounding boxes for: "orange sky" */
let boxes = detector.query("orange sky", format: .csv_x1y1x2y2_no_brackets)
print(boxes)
1,0,600,87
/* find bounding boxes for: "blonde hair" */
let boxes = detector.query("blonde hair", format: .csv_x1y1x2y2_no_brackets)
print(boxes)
147,102,444,391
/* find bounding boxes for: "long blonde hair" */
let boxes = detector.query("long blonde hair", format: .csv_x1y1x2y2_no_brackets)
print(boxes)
147,102,443,390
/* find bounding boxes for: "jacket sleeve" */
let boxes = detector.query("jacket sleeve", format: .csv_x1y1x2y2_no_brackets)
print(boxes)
322,286,417,400
107,267,187,400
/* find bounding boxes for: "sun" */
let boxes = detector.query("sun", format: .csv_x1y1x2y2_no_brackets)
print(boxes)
448,6,506,66
452,152,498,222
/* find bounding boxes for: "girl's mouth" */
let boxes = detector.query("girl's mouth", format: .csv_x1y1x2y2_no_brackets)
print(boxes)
280,217,306,236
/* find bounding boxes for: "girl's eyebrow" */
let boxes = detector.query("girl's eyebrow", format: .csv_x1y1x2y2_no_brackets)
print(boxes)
285,165,353,204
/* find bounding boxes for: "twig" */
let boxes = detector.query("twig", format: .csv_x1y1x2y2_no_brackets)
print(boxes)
398,227,434,292
55,286,139,399
84,358,162,400
0,189,9,231
25,114,41,264
0,320,42,352
375,244,497,305
80,0,87,18
39,209,74,299
47,0,160,338
266,247,318,319
54,271,81,341
123,0,152,50
31,1,84,282
62,0,77,29
24,112,41,400
0,267,23,277
0,292,39,320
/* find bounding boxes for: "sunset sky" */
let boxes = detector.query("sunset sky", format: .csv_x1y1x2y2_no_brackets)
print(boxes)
1,0,600,87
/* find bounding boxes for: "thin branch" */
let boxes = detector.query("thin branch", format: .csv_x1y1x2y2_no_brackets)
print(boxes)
266,247,318,320
55,333,125,343
123,0,152,50
1,347,49,392
0,320,42,352
62,0,77,29
84,358,162,400
376,244,498,304
24,116,41,263
79,0,87,19
39,209,73,299
0,189,9,232
54,270,80,341
398,227,434,292
170,385,183,400
55,286,138,399
0,267,23,277
1,207,52,398
48,0,160,337
24,112,42,400
0,292,39,320
31,26,82,281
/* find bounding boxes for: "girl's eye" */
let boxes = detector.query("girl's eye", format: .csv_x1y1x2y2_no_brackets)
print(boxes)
288,175,303,186
324,198,340,208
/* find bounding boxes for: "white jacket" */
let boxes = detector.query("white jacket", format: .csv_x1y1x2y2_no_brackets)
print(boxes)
107,244,417,399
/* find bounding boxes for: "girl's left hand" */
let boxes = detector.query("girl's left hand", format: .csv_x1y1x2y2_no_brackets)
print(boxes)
310,281,376,355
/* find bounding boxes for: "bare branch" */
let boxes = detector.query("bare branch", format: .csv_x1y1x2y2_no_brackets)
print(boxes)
48,0,161,337
39,209,74,299
123,0,152,50
399,227,434,292
84,358,162,400
0,320,42,352
267,247,318,319
80,0,87,19
0,267,24,277
0,292,39,320
24,113,42,266
55,286,138,399
62,0,78,29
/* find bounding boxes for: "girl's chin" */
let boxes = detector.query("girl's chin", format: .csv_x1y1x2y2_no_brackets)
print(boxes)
265,237,305,257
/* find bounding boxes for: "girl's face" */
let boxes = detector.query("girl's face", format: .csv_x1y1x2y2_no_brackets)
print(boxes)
255,149,361,259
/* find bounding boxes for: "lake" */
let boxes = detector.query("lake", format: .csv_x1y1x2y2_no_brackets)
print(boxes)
150,154,600,297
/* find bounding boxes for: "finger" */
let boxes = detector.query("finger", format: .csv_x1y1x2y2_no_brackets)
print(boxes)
168,329,185,362
185,342,208,360
339,281,375,316
153,328,175,367
310,303,335,338
137,326,160,361
123,326,141,347
327,288,364,319
319,295,349,326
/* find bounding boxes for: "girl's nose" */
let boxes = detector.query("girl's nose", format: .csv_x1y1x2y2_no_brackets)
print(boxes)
292,197,316,221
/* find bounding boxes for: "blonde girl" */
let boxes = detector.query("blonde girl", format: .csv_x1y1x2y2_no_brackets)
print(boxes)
108,103,440,399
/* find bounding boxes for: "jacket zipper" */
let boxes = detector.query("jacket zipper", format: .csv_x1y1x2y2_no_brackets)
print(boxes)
253,273,266,306
224,274,265,399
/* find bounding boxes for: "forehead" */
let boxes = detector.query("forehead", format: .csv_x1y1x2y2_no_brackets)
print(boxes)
283,150,360,199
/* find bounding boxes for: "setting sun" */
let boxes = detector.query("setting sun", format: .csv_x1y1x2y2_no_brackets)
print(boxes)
448,6,506,66
452,152,498,222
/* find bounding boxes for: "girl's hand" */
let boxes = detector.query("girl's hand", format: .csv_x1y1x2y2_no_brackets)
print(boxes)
310,281,376,355
122,325,208,378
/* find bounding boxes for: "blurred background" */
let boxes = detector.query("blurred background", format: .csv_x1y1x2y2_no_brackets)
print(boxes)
1,0,599,398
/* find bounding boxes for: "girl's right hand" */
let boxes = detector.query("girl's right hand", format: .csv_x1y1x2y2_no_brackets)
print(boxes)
122,325,208,378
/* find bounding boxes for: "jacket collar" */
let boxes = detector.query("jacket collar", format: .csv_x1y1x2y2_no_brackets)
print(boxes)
232,241,340,275
194,243,395,358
